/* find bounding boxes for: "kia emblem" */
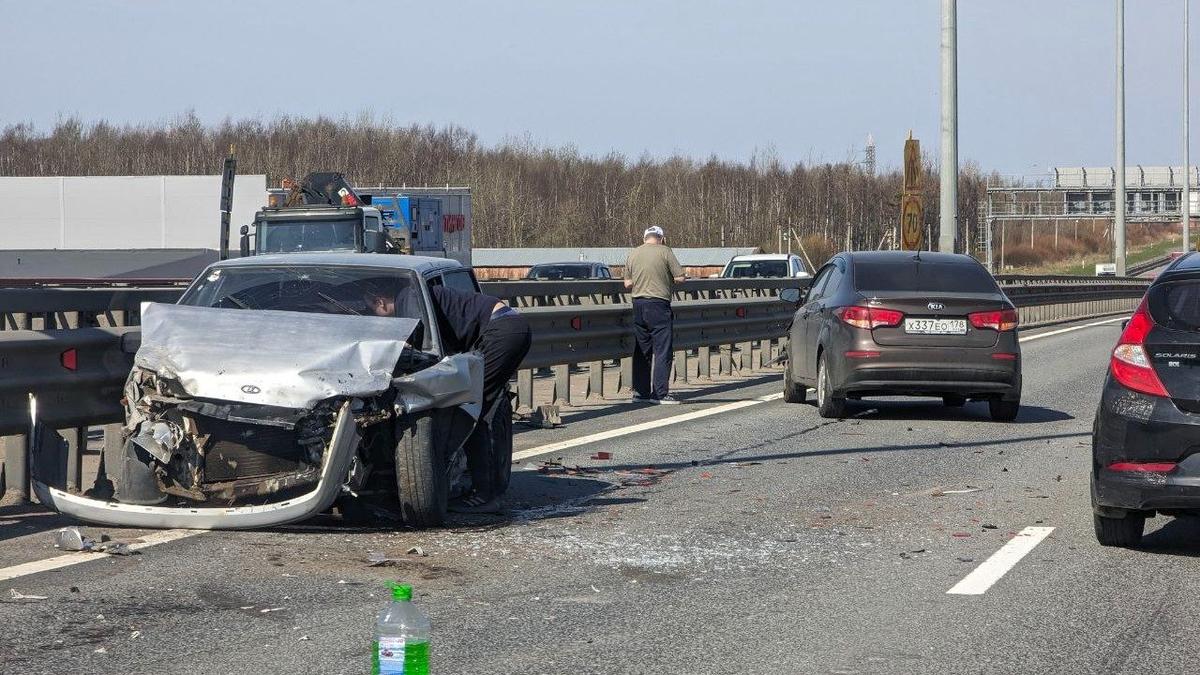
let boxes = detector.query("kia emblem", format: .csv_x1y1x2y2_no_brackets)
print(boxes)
241,384,261,394
927,302,945,311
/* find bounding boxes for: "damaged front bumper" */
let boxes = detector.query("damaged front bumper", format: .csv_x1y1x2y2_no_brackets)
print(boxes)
32,401,359,530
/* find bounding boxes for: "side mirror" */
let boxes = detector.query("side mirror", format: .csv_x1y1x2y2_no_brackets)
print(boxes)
364,230,387,253
779,287,802,304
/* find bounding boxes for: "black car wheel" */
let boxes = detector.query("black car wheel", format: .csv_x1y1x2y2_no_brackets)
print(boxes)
943,395,966,408
784,358,807,404
394,413,448,528
816,354,847,419
1094,513,1145,547
988,398,1020,422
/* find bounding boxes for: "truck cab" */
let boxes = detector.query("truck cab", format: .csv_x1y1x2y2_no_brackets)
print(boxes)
245,205,392,256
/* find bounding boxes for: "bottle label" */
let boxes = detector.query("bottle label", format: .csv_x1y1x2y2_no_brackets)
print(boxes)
376,637,407,674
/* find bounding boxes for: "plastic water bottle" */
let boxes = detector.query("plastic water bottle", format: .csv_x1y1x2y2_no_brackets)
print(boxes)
372,583,431,675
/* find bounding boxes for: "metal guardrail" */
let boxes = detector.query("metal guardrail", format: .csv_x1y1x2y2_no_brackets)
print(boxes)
1126,254,1175,277
0,275,1152,504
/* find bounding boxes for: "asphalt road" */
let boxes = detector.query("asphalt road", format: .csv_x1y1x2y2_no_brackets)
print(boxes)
3,316,1196,675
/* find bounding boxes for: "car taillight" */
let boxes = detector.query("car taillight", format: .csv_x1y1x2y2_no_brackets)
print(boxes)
837,306,904,329
1110,298,1169,397
968,309,1019,331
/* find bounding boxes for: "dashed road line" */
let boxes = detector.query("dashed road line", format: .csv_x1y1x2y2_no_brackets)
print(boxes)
513,392,787,462
0,529,204,583
947,526,1056,595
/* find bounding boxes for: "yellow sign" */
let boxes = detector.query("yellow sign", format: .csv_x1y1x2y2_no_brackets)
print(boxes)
903,135,922,192
901,194,924,251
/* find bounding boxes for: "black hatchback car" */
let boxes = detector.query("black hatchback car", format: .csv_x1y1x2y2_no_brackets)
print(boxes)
1092,252,1200,547
780,251,1022,420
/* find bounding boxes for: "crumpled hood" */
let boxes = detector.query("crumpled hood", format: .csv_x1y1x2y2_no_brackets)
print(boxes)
135,303,419,409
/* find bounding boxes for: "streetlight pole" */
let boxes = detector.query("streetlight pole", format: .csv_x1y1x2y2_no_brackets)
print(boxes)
1116,0,1127,276
1186,0,1192,252
940,0,959,253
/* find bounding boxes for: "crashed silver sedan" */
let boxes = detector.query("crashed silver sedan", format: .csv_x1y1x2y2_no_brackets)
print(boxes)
33,254,500,530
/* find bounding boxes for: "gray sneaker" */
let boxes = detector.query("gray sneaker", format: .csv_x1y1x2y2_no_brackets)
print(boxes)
632,393,654,403
655,395,681,405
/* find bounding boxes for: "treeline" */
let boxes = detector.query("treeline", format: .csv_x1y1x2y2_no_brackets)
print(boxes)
0,114,990,259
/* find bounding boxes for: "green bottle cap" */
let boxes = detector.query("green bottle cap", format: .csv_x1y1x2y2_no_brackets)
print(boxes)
391,583,413,601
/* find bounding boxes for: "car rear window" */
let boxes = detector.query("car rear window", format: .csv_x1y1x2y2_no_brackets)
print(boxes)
853,261,998,293
1149,281,1200,330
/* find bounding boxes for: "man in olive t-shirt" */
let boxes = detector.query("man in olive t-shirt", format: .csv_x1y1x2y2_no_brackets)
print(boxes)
624,226,686,404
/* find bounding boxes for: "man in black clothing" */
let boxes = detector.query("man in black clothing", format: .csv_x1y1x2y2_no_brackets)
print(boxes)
365,281,531,511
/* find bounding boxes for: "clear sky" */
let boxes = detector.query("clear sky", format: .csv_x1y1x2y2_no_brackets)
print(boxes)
1,0,1195,174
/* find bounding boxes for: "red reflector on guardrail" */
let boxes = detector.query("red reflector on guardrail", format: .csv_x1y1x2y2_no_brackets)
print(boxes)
735,307,746,318
570,316,582,330
60,348,77,371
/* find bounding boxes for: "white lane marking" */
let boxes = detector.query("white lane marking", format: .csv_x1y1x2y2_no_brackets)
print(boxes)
513,392,786,462
946,526,1055,595
1019,316,1127,343
0,528,204,583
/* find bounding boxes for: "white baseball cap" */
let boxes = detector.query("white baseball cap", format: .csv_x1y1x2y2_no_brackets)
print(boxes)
643,226,665,239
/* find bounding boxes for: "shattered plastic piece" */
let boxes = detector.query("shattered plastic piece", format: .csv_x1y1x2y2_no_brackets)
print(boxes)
54,527,95,552
69,586,80,593
298,635,310,641
590,452,612,460
367,553,401,567
94,647,108,654
406,546,426,557
956,556,975,563
9,589,48,601
260,607,286,613
130,631,142,639
981,524,998,530
239,606,255,610
103,543,136,556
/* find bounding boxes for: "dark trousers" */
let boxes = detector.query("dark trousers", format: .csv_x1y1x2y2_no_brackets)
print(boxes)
632,297,673,399
466,312,532,499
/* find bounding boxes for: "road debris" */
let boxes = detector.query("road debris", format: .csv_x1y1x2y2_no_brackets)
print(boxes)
367,553,401,567
538,460,596,476
981,524,998,530
406,546,427,557
9,589,48,601
590,451,612,460
130,631,142,639
260,607,286,613
94,647,107,655
956,556,975,563
53,527,139,556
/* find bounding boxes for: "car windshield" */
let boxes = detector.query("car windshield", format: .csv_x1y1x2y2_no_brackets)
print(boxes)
180,265,426,321
853,261,998,293
724,260,788,278
528,264,594,279
257,218,358,253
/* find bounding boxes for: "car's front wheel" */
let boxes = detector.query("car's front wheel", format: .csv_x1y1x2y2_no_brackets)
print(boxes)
1094,512,1145,547
784,358,807,404
394,413,448,528
816,354,847,419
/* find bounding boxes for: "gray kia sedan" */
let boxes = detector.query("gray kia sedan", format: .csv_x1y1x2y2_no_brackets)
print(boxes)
780,251,1022,421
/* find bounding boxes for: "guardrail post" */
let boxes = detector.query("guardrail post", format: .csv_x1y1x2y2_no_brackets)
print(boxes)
719,345,733,376
618,357,632,393
758,339,772,368
517,369,534,413
586,361,604,399
1,434,28,505
738,341,753,371
552,364,571,406
62,426,84,492
672,350,687,383
697,346,711,380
